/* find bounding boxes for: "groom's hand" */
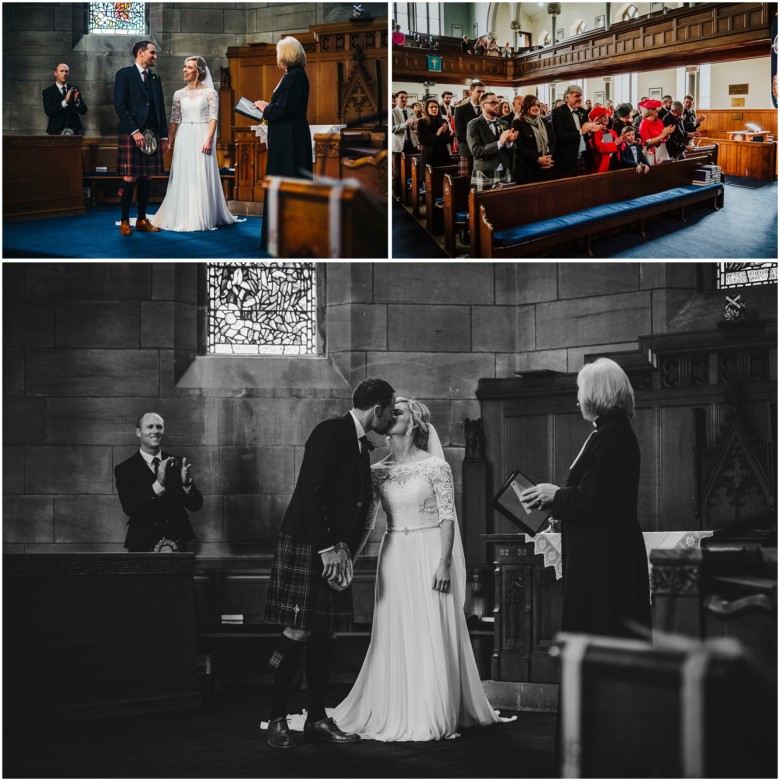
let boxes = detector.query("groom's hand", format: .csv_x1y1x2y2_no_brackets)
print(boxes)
320,547,348,581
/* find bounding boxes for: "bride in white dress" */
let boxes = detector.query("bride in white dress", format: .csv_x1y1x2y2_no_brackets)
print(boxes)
151,56,237,232
332,397,501,741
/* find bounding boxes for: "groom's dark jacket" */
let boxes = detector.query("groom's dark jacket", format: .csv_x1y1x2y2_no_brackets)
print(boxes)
113,64,167,136
280,413,371,554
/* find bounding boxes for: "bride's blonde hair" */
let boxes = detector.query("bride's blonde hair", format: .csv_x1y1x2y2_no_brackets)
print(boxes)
185,55,208,82
396,396,431,450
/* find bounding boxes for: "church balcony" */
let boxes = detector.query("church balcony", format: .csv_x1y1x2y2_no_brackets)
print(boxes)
392,3,771,87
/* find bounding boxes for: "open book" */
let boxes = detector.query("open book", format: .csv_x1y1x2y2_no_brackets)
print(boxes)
234,97,264,123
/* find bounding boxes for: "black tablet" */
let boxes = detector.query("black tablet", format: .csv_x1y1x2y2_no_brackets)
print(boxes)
492,470,550,536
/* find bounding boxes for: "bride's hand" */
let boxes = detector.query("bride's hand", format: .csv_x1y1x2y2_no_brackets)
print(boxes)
201,139,212,154
432,560,451,592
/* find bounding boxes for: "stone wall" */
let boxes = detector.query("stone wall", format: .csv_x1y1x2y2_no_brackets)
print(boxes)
2,2,372,136
3,261,705,556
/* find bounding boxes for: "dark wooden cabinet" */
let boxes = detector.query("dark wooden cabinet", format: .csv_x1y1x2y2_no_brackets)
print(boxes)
487,534,563,684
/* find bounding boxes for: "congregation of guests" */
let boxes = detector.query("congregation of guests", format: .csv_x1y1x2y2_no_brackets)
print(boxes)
392,80,705,198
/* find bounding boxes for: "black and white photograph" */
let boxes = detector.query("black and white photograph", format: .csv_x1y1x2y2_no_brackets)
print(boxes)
2,260,777,778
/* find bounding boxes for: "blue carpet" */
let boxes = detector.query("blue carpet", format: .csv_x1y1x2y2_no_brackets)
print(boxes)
3,205,270,259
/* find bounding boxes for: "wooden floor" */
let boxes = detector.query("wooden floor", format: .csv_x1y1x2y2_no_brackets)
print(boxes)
3,684,557,778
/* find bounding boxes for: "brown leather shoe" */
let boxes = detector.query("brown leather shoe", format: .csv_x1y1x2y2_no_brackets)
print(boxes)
135,218,161,232
267,717,296,749
303,717,360,743
120,220,132,236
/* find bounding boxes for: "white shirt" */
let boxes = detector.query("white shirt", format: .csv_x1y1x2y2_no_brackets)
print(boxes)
571,109,586,156
349,409,366,453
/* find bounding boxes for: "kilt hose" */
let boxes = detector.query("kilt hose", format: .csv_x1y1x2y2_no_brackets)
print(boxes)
264,530,352,634
117,132,165,178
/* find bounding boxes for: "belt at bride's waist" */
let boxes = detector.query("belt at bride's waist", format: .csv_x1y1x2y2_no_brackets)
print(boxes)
386,521,441,535
179,120,209,124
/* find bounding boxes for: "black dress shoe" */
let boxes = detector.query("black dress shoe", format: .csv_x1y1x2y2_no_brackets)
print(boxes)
267,716,296,749
303,717,360,743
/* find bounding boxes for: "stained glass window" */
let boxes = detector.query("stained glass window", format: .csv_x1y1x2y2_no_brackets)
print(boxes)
88,2,146,35
207,263,318,355
717,263,778,289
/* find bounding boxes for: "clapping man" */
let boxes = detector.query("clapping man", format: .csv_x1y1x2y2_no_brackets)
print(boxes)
466,91,517,191
42,63,87,135
115,412,202,552
551,84,601,177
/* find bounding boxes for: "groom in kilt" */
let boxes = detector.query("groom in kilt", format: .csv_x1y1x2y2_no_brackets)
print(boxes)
114,40,169,236
264,378,397,749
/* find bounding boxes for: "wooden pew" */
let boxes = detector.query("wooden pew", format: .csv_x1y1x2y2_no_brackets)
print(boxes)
424,163,458,234
556,630,776,778
340,148,388,198
262,176,386,258
400,151,420,205
442,173,471,256
476,156,723,258
410,156,425,219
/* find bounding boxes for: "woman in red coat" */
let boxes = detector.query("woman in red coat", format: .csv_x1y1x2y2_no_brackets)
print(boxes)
638,98,674,165
587,105,618,173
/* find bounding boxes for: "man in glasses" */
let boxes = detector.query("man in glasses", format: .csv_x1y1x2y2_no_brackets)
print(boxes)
466,91,518,191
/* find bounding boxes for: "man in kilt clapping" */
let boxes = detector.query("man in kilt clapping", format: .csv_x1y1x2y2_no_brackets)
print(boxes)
114,40,169,236
264,378,397,749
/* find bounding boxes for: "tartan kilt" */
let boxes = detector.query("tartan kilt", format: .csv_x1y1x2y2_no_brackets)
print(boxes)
117,132,165,178
458,153,473,177
264,530,352,634
470,168,513,192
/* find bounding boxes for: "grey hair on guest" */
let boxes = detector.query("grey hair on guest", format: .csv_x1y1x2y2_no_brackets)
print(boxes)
563,84,583,98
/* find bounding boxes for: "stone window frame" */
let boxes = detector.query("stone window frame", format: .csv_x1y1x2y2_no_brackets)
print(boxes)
71,3,154,59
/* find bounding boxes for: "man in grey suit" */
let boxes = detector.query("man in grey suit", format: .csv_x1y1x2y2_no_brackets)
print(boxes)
466,91,517,191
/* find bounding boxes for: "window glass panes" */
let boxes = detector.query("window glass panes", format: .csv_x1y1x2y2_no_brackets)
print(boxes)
207,263,317,355
88,2,145,34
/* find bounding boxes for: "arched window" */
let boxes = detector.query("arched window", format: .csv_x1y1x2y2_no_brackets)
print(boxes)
575,20,587,35
88,2,146,34
622,5,640,22
207,263,318,355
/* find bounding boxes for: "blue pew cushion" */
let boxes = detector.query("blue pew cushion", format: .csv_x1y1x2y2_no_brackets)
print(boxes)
492,184,721,247
455,211,469,223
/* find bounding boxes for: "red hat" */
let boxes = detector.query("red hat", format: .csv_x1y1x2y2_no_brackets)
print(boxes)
638,99,662,110
588,105,612,121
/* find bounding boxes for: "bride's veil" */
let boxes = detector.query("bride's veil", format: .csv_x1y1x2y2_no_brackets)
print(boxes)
426,424,468,608
203,65,215,91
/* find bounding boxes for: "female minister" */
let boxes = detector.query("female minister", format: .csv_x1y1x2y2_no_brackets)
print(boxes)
254,36,312,251
521,358,651,639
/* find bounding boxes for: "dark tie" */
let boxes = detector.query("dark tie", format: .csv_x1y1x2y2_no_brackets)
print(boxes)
402,109,407,119
151,456,160,477
490,120,499,137
61,85,67,97
141,69,148,83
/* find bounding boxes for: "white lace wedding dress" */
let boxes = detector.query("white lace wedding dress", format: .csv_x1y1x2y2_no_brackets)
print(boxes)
150,87,237,231
331,455,500,741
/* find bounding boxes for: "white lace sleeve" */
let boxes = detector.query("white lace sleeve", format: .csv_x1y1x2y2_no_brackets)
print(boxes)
207,88,218,122
431,460,456,523
170,90,182,124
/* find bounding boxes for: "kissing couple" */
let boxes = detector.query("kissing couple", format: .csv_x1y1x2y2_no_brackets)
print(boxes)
263,378,507,747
